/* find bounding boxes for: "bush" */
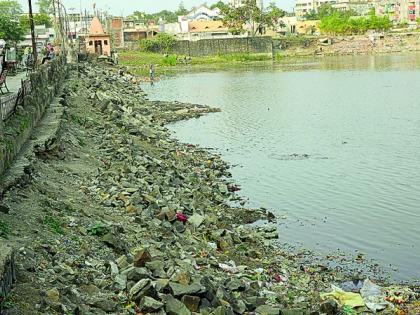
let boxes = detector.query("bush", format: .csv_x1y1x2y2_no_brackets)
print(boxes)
162,54,177,66
319,12,391,35
0,220,10,239
139,33,176,53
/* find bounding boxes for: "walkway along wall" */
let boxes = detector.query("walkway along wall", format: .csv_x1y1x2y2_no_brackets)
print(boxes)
170,36,274,56
0,56,68,180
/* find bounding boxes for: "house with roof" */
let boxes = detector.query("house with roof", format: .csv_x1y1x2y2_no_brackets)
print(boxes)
184,20,229,40
121,20,159,43
85,16,111,56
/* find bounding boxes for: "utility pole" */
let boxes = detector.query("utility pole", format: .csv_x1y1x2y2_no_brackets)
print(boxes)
28,0,38,64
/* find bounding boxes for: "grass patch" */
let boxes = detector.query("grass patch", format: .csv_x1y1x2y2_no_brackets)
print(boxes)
44,215,64,235
87,222,108,236
1,291,16,309
120,51,274,75
0,219,10,239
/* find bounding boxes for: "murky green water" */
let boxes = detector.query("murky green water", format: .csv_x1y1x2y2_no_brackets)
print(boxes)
142,53,420,282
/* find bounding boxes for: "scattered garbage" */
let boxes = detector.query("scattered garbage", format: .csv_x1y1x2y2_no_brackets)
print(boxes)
321,285,365,308
361,279,391,312
339,279,364,293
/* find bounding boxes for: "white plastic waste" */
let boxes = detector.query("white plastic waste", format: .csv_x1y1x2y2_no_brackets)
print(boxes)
360,279,393,312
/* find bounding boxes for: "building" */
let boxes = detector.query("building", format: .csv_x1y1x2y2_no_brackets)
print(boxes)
110,17,124,47
375,0,420,23
19,25,55,50
230,0,264,9
407,0,420,22
277,17,298,35
122,20,159,43
295,0,419,23
85,17,111,56
179,4,221,21
295,0,351,20
183,21,229,40
159,4,224,38
161,22,182,35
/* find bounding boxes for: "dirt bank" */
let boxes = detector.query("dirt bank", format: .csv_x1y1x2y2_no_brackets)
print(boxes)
0,63,418,315
279,33,420,57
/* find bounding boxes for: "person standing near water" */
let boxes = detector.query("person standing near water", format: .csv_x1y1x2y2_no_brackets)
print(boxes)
149,64,155,83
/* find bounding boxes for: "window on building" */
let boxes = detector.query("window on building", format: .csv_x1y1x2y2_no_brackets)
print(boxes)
89,41,93,46
104,40,108,45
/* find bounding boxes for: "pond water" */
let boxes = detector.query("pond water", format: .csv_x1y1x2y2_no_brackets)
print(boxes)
142,53,420,282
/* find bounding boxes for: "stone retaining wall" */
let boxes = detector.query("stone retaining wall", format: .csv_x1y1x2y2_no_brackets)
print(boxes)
0,244,15,312
170,37,274,56
0,57,68,180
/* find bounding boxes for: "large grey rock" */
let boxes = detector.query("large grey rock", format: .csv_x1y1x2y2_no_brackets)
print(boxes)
255,305,281,315
165,294,191,315
181,295,201,312
169,281,205,297
129,279,153,301
121,266,151,281
140,296,164,312
188,213,205,227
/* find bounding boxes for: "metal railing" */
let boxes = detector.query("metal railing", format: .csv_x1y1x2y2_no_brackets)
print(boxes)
0,78,32,121
0,56,63,122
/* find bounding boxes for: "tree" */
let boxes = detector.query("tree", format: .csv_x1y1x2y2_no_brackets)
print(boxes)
318,10,391,35
0,14,25,43
175,2,189,16
37,0,53,15
20,13,52,29
210,1,228,11
221,0,285,36
317,4,337,19
0,0,22,15
129,10,178,23
304,9,318,21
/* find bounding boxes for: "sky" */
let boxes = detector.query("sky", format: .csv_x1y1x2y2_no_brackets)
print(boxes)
17,0,294,16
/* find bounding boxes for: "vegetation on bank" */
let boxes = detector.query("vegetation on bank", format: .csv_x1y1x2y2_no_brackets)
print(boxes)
120,51,277,75
304,4,392,35
319,11,392,35
139,33,177,53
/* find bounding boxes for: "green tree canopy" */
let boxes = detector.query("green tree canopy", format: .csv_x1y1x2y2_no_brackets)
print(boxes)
210,1,228,11
0,0,22,15
37,0,53,15
0,13,25,43
175,2,189,16
129,10,179,23
20,13,52,29
221,0,285,36
319,10,392,35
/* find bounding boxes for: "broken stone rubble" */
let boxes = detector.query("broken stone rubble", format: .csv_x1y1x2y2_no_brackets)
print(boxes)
0,62,418,315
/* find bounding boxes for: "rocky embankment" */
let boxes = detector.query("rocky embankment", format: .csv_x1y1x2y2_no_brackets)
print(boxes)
0,63,419,315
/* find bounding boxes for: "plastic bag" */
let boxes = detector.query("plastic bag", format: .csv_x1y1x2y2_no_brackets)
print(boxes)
360,279,392,312
321,285,365,308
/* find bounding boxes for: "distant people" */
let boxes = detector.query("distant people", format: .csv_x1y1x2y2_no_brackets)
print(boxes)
368,34,376,47
42,45,55,64
114,51,119,65
49,46,56,60
149,64,155,82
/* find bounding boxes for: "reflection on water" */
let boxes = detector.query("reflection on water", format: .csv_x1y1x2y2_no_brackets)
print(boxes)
143,53,420,282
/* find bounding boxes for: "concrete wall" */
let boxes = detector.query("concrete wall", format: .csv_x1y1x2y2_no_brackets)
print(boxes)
0,57,68,180
170,36,274,56
272,36,318,52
